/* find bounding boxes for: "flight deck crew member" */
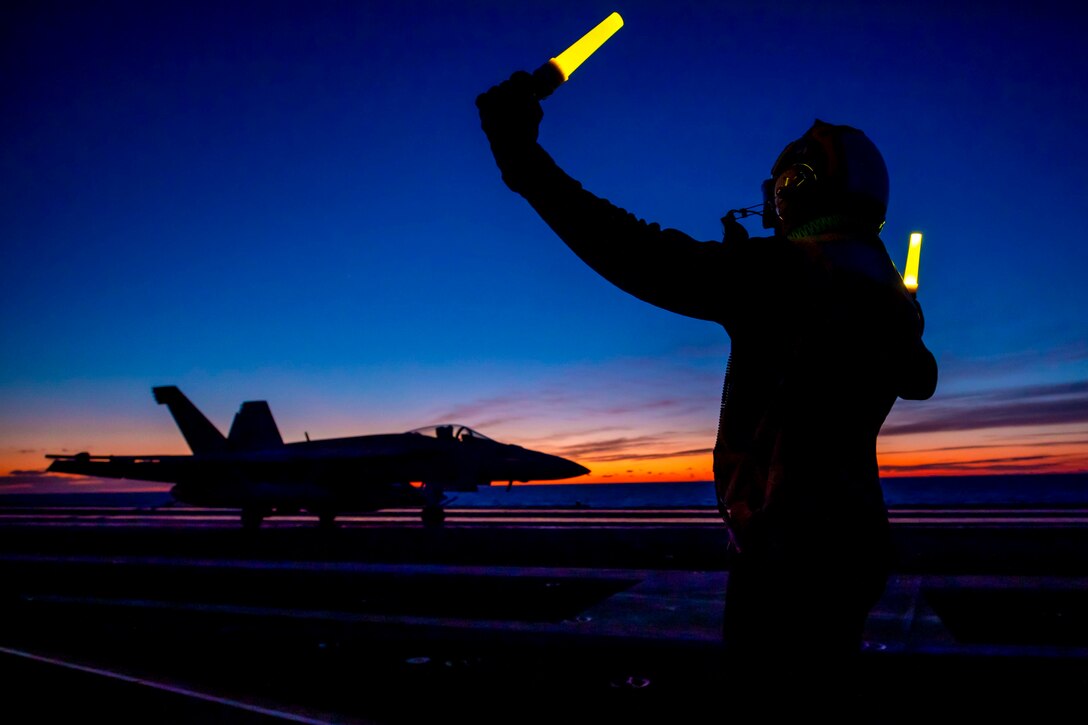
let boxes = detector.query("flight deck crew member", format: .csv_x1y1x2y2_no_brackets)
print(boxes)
476,71,937,717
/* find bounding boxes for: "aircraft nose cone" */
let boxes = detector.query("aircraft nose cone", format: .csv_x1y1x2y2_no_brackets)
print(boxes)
543,453,590,480
496,446,590,482
565,460,591,478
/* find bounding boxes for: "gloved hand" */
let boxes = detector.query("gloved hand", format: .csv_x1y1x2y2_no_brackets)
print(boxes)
476,70,543,155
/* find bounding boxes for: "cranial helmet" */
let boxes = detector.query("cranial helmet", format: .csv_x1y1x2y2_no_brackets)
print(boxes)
762,120,889,232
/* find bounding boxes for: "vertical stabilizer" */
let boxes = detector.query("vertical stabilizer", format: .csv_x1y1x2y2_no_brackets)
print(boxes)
152,386,227,455
228,401,284,451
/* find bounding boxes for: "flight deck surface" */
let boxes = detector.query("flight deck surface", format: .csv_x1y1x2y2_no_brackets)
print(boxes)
2,493,1087,723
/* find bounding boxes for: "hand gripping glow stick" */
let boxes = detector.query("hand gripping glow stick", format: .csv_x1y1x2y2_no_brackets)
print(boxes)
903,232,923,294
532,12,624,99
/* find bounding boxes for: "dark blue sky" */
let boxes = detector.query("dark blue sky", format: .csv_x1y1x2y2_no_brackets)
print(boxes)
2,0,1086,487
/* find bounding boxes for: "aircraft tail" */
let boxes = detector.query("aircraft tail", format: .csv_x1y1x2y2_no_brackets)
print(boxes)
228,401,284,451
152,386,227,455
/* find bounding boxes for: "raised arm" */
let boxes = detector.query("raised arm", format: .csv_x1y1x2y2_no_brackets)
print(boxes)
476,71,732,323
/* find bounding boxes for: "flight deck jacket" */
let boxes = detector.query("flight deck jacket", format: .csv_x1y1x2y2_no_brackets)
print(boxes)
494,143,938,555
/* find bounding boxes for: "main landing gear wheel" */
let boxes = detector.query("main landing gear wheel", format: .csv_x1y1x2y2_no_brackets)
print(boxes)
240,509,265,530
421,504,446,527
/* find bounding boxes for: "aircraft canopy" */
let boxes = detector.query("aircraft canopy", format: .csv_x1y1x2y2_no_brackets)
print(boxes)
407,424,494,442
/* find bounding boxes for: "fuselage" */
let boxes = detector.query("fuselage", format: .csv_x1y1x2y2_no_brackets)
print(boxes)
48,425,589,517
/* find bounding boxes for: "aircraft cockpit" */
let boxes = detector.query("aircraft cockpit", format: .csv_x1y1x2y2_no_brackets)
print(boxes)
407,424,495,442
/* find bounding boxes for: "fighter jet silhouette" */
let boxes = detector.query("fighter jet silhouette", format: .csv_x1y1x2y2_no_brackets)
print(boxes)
46,386,589,529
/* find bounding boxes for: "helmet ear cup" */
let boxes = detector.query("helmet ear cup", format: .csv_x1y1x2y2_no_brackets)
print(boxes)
765,163,820,229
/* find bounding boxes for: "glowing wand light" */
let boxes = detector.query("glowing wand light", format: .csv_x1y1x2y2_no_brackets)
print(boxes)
532,11,624,99
903,232,923,294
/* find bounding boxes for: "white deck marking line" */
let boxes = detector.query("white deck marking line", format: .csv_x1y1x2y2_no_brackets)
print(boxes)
0,645,343,724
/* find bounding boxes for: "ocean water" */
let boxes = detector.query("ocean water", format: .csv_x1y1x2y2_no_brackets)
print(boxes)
4,473,1086,509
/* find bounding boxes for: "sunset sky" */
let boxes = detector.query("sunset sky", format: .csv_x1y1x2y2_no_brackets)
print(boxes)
2,0,1086,493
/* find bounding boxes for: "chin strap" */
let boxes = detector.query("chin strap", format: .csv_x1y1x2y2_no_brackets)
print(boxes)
786,215,880,241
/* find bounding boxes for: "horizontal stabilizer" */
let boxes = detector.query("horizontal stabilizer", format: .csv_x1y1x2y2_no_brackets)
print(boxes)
228,401,284,451
46,452,180,483
152,386,227,455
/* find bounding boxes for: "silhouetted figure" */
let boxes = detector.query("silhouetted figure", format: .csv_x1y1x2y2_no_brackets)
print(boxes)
477,72,937,717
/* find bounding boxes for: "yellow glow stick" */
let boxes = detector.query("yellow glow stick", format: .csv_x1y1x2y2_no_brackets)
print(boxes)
903,232,923,293
532,12,624,99
552,12,624,81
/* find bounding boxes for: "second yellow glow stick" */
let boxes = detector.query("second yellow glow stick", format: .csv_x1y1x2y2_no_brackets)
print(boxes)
532,12,624,99
903,232,923,293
